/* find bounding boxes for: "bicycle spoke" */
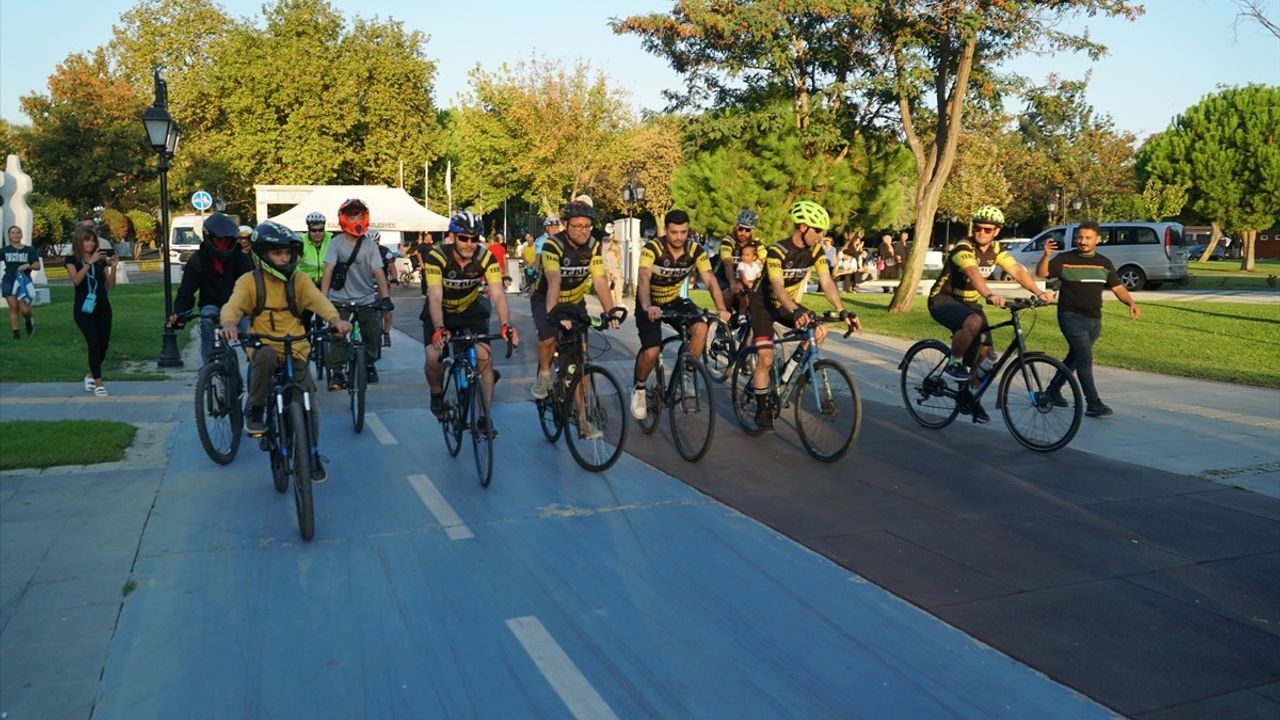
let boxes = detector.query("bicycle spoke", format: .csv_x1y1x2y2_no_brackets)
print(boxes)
999,356,1083,452
795,359,860,462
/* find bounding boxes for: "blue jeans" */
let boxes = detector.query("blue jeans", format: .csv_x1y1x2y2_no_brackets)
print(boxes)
1053,310,1103,404
199,305,247,365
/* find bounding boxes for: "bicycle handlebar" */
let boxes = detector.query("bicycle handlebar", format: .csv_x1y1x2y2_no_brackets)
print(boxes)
445,329,517,359
1001,297,1052,312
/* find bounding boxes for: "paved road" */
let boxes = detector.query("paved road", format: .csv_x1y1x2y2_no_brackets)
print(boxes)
1,284,1277,719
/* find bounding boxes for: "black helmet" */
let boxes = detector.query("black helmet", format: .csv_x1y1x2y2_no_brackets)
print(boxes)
562,200,595,223
250,221,302,281
202,212,240,260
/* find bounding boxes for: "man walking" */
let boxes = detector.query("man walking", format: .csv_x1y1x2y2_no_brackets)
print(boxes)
1037,220,1140,417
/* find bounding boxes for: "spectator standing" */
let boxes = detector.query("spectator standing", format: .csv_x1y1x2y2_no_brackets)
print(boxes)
3,225,41,339
877,233,901,280
67,226,117,396
1037,220,1140,417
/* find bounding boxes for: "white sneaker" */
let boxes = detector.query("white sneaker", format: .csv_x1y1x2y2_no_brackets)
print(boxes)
84,375,95,393
630,387,647,421
531,370,552,400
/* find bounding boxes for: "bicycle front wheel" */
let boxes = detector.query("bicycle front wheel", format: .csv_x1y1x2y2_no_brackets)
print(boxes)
441,370,464,456
794,359,861,462
349,344,366,433
638,363,662,435
268,404,288,494
312,335,327,384
194,360,242,464
471,375,494,488
998,354,1083,452
287,401,314,541
729,348,763,436
669,356,716,462
900,339,961,429
565,366,627,472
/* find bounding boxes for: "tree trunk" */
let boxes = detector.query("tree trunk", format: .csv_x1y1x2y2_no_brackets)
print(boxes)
1240,229,1257,271
888,194,939,313
1198,221,1223,263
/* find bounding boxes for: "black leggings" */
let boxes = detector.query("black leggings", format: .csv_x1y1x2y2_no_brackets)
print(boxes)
74,306,113,379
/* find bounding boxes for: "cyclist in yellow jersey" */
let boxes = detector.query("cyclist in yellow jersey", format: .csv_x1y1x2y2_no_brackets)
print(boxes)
631,209,732,420
746,200,860,431
530,201,623,400
424,211,519,424
928,205,1054,423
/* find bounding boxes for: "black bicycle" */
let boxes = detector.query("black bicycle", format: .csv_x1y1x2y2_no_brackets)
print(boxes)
704,312,752,384
636,307,718,462
729,312,861,462
308,314,329,385
243,329,330,541
438,329,515,488
898,297,1084,452
333,302,381,433
535,306,629,472
193,335,244,465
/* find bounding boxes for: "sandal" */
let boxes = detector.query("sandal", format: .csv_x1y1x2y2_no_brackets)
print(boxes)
94,385,108,397
84,375,95,393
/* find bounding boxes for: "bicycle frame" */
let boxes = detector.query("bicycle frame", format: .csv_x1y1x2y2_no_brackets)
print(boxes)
934,302,1039,408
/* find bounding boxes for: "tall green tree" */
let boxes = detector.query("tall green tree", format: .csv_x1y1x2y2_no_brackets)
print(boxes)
1140,85,1280,270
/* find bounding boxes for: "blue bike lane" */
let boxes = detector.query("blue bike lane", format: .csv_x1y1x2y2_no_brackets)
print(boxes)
92,402,1108,719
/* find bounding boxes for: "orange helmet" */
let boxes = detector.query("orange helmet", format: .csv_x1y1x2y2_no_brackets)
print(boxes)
337,198,369,237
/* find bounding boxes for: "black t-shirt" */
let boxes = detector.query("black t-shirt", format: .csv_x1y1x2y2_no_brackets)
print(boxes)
1046,250,1120,319
67,257,110,312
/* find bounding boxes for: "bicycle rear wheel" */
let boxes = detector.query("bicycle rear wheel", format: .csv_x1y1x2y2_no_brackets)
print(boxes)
349,344,366,433
471,375,494,487
194,360,242,464
900,339,961,429
637,362,662,435
441,370,464,456
565,366,627,472
669,356,716,462
998,355,1083,452
794,359,861,462
729,349,763,435
287,400,314,540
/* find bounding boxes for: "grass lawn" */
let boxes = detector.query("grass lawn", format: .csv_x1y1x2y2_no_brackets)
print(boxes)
1185,260,1280,290
0,420,136,469
0,283,187,382
691,289,1280,388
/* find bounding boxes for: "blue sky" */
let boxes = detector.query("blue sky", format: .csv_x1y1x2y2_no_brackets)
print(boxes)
1,0,1277,139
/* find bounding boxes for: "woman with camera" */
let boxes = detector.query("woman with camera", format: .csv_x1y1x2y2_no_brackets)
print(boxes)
67,226,118,396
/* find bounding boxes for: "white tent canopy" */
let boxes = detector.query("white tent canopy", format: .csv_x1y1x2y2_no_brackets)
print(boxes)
269,185,450,233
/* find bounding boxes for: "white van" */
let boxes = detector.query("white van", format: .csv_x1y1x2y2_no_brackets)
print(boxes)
169,214,206,264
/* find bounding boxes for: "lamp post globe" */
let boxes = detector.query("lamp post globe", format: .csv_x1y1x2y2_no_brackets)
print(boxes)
142,71,183,368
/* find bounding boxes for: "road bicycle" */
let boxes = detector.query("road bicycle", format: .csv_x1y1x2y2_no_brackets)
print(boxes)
437,329,515,488
898,297,1083,452
333,301,382,433
535,306,629,472
729,312,861,462
243,329,331,541
636,307,718,462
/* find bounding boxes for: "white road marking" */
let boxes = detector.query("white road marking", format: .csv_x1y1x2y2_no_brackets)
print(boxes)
365,412,398,445
405,474,474,540
505,616,619,720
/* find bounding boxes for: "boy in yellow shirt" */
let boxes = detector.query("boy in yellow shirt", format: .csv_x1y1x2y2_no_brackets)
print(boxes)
220,222,351,479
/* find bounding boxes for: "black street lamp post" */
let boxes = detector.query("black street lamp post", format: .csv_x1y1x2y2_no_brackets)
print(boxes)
142,70,182,368
620,177,645,297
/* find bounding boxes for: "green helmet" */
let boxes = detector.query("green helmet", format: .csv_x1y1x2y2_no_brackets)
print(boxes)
971,205,1005,226
788,200,831,231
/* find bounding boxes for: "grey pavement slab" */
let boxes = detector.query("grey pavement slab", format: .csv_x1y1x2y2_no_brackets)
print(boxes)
1133,690,1280,720
1125,553,1280,638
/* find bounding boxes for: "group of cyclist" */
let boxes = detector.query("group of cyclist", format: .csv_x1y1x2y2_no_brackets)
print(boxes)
176,187,1051,480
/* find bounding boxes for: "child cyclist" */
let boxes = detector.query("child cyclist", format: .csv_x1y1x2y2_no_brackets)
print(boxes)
220,221,352,481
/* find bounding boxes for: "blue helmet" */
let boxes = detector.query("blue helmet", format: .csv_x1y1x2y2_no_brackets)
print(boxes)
735,209,758,229
449,210,483,236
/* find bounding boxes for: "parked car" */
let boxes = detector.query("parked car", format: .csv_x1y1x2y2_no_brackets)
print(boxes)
990,238,1032,279
1188,243,1226,261
1010,222,1188,290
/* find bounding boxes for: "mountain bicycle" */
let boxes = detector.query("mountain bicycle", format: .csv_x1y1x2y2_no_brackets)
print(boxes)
243,329,331,541
333,301,381,433
636,307,718,462
898,297,1083,452
535,306,629,472
193,334,244,465
729,312,861,462
437,329,515,488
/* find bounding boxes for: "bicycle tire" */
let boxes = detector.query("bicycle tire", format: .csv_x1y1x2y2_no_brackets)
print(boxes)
729,348,763,436
669,356,716,462
638,361,662,435
268,404,288,493
537,369,565,443
194,361,242,464
703,321,736,384
794,359,861,462
471,374,494,488
998,354,1083,452
564,365,628,472
441,369,464,456
348,344,366,433
312,335,327,384
287,400,314,540
899,339,961,429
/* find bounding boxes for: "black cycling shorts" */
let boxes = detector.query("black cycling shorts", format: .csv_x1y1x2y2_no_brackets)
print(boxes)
531,293,588,342
423,302,490,346
928,294,992,359
635,297,702,351
746,291,802,343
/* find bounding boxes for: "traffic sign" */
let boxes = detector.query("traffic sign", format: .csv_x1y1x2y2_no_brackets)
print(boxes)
191,190,213,212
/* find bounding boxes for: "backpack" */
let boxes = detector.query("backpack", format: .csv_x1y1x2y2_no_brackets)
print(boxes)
251,268,300,327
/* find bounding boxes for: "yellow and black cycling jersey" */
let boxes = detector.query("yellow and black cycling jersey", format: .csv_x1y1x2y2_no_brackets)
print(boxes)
423,243,502,315
760,239,829,308
640,238,713,306
535,232,606,305
929,239,1019,304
